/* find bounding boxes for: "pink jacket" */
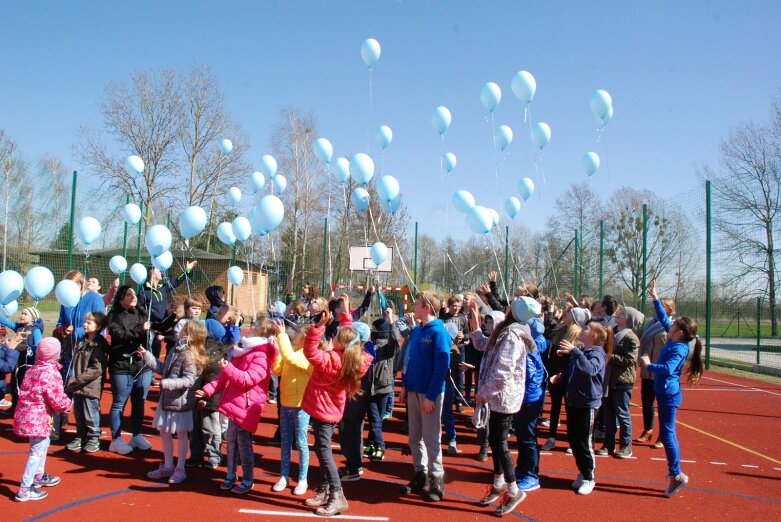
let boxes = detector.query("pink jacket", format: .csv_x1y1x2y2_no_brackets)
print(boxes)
14,360,72,438
301,314,373,423
202,340,278,433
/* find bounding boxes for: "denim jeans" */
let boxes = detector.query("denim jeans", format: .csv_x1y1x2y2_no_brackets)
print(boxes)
73,395,101,438
226,420,255,484
657,392,683,475
514,397,545,480
603,386,633,450
367,393,390,449
21,437,50,488
441,384,456,442
109,371,152,439
279,406,310,482
313,419,340,490
489,411,516,485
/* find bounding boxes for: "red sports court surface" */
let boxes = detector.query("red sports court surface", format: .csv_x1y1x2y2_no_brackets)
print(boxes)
1,370,780,521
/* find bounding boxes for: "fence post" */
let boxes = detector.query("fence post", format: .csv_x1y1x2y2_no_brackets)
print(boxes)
413,221,419,287
67,171,78,271
121,195,129,284
574,230,580,296
756,297,762,366
599,220,604,299
705,180,712,370
504,225,510,296
641,203,648,315
136,201,144,264
230,245,236,306
321,217,327,297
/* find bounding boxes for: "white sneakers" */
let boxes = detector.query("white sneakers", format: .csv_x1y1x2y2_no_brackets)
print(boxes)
109,438,134,455
272,478,288,492
577,479,596,495
293,480,308,496
129,434,153,451
541,438,556,451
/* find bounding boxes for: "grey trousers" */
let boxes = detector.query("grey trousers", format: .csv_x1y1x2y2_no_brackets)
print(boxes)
407,391,444,477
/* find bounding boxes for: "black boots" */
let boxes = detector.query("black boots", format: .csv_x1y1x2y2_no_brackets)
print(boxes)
401,470,429,494
427,474,445,502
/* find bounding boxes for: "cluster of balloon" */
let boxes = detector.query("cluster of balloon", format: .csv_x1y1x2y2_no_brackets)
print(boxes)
518,177,535,201
376,125,393,151
313,138,333,165
130,263,147,285
480,82,502,113
583,152,601,177
24,266,55,301
109,255,127,274
531,122,551,150
123,203,142,225
442,152,457,174
76,216,101,246
361,38,381,70
504,197,522,219
370,242,388,266
451,189,476,213
179,206,207,240
333,157,351,184
220,139,233,156
227,187,242,208
496,125,513,152
590,89,614,127
432,106,452,136
259,154,286,195
252,195,285,235
227,266,244,285
451,190,498,234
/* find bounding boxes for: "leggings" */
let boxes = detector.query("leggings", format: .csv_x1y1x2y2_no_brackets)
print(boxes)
641,378,656,431
488,411,516,485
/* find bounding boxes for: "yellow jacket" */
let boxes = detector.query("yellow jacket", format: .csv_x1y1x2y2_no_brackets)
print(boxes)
272,332,313,408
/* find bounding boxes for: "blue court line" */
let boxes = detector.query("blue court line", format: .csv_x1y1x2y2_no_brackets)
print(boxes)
26,484,166,521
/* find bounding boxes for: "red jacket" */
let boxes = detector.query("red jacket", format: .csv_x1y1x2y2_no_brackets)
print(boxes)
301,313,373,423
202,339,278,433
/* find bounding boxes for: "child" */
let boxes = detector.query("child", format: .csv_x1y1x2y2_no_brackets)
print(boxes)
1,332,24,408
64,312,109,453
175,297,204,337
142,320,209,484
639,279,703,498
302,308,373,516
271,320,313,495
205,285,227,320
196,322,279,494
554,322,611,495
0,307,43,414
13,337,72,501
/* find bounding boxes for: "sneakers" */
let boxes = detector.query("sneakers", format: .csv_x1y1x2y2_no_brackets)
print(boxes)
540,438,556,451
516,476,541,492
363,441,376,458
479,484,506,505
476,446,489,462
0,398,12,408
66,438,84,452
566,448,573,454
615,445,633,459
664,472,688,498
577,479,596,495
293,479,308,496
84,437,101,453
338,467,363,482
168,468,186,485
129,434,152,451
636,429,654,443
147,465,174,480
219,476,237,491
185,458,205,468
572,473,584,491
34,473,61,487
382,411,392,420
316,487,349,516
538,418,550,428
370,446,385,462
426,474,445,502
447,439,460,455
402,470,429,495
109,438,134,455
495,489,527,516
595,447,611,457
305,483,330,507
455,403,464,414
272,477,288,492
654,440,664,449
231,481,254,494
15,487,48,502
268,398,277,404
204,459,220,470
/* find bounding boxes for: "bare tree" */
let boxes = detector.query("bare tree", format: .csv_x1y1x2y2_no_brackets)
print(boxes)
0,130,17,270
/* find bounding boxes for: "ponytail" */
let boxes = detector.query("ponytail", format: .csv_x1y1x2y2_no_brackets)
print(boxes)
335,327,365,399
604,327,614,359
686,336,704,384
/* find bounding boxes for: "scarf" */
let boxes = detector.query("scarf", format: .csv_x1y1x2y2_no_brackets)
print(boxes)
640,319,666,342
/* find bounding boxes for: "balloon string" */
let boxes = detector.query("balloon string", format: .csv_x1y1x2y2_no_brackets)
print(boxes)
487,229,510,305
602,130,611,181
244,246,256,322
367,69,373,152
367,205,381,244
439,134,445,178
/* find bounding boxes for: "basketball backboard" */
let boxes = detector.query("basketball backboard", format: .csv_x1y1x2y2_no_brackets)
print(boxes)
348,245,393,272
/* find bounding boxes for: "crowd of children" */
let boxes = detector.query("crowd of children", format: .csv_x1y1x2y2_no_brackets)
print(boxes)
0,268,705,514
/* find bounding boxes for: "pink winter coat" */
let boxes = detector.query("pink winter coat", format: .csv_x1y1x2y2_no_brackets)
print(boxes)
301,315,373,424
14,360,72,438
202,340,278,433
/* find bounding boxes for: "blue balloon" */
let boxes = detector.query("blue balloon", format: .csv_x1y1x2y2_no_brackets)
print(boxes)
466,206,493,235
273,300,287,316
146,224,172,257
518,177,535,201
361,38,381,68
350,153,375,185
126,155,144,175
504,197,522,219
153,250,173,271
253,195,285,234
443,152,457,173
130,263,147,285
370,242,389,266
232,216,252,242
228,187,242,207
109,255,127,274
219,138,233,156
260,155,278,177
583,152,601,177
0,270,24,305
376,125,393,150
123,203,141,225
380,193,402,214
0,300,18,317
351,187,370,211
496,125,513,151
333,157,351,184
313,138,333,164
451,190,475,213
178,207,207,240
77,216,101,246
480,82,502,112
217,222,237,245
531,122,551,150
432,106,452,135
250,171,266,192
24,266,55,301
590,89,613,124
376,175,400,203
272,174,287,194
511,70,536,103
228,266,244,285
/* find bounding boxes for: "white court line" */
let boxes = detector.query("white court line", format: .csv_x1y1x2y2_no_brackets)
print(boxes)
741,464,759,469
651,457,666,461
710,461,727,465
239,507,387,520
701,376,781,397
681,459,697,463
682,388,755,392
774,467,781,471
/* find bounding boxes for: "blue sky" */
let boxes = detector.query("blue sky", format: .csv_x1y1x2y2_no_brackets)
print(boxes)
2,0,780,234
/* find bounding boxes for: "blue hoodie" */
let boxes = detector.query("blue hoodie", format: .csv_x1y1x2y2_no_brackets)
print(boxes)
56,290,106,342
565,346,606,409
402,319,451,401
646,299,690,396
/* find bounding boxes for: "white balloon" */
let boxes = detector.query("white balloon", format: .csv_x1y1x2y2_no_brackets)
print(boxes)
260,155,278,177
250,171,266,192
361,38,382,68
123,203,142,225
126,155,144,175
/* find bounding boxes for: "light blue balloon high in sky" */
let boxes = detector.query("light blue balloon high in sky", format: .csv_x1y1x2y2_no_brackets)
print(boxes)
253,195,285,234
480,82,502,113
376,125,393,150
583,152,601,176
313,138,333,164
272,174,287,194
504,197,522,219
381,194,402,214
250,171,266,192
443,152,457,174
531,122,551,150
361,38,381,69
432,106,452,136
333,157,351,184
351,187,370,211
466,205,493,234
125,155,144,175
452,189,475,213
217,222,237,245
518,177,535,201
511,70,537,103
590,89,613,126
219,138,233,156
179,206,207,240
232,216,252,242
123,203,141,225
496,125,513,151
228,186,242,208
350,153,375,185
376,175,400,203
260,154,278,178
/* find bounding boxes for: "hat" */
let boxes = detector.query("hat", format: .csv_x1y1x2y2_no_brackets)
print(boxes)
622,306,645,330
36,337,61,363
205,318,226,340
352,322,371,342
511,297,541,323
241,336,268,350
571,307,591,329
23,307,40,323
485,310,506,325
371,317,391,339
